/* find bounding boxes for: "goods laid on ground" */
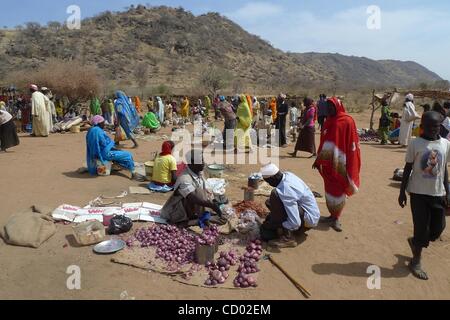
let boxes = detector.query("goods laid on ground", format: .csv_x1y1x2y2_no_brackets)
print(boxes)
0,205,57,248
358,129,380,142
234,210,262,239
53,117,83,132
52,202,165,224
93,239,126,254
112,224,262,289
233,200,268,218
72,221,105,246
232,240,263,288
254,181,274,197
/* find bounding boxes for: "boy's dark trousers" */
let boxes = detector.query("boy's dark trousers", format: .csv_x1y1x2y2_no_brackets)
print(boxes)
410,193,446,248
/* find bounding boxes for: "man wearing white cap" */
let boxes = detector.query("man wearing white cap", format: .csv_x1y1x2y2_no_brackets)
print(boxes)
30,84,50,137
260,163,320,248
399,93,420,147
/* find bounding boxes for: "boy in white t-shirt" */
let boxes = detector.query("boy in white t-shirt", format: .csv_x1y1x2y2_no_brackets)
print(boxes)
399,111,450,280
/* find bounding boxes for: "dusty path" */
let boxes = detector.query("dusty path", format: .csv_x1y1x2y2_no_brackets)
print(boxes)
1,112,449,300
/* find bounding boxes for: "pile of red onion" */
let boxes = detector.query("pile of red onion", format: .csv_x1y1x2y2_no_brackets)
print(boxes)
196,225,220,246
129,224,198,265
204,250,238,286
233,240,262,288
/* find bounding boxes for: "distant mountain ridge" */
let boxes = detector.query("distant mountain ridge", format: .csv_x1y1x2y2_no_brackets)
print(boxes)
0,5,443,94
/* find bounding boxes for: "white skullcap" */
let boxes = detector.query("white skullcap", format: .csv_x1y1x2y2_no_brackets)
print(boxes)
41,87,48,91
30,84,38,91
406,93,414,101
260,163,280,178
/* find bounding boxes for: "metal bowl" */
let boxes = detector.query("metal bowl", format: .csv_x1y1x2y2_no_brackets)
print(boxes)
93,239,126,254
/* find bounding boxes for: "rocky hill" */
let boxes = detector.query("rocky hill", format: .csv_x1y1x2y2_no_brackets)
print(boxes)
0,5,443,94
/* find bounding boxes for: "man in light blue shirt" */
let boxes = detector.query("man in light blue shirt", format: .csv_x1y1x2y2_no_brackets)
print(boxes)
260,163,320,248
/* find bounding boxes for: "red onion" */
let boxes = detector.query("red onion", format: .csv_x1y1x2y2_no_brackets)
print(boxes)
128,225,199,270
233,240,262,287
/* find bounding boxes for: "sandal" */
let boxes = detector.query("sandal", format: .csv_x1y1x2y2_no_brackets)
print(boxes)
408,261,429,280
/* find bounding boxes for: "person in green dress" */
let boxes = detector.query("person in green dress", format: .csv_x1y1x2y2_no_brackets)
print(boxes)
142,109,161,132
90,97,101,116
379,99,392,145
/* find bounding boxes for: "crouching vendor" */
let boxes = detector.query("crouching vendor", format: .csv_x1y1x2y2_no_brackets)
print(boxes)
86,115,145,181
260,163,320,248
160,149,225,226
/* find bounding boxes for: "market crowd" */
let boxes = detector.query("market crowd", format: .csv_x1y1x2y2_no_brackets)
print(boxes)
4,83,449,281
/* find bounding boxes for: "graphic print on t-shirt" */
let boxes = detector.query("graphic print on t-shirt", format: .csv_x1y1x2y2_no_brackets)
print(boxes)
420,149,441,178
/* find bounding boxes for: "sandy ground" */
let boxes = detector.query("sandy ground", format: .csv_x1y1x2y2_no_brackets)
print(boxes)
1,111,450,300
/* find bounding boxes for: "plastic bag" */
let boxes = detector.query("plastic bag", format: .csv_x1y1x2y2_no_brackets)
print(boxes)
236,210,260,234
115,126,127,142
107,215,133,235
222,206,237,220
205,178,227,195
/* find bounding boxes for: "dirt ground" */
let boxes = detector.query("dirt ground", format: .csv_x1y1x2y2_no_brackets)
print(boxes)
1,111,449,300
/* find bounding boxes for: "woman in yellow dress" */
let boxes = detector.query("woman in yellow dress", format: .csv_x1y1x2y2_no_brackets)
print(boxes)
235,94,252,151
181,96,190,122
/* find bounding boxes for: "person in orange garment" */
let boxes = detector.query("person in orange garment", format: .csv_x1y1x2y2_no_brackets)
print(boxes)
270,97,277,124
133,96,142,113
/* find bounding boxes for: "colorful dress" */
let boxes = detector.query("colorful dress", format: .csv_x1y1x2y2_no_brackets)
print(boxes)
114,91,140,142
86,126,135,175
315,97,361,219
270,98,277,123
181,97,190,119
133,96,142,113
142,112,161,131
90,97,101,116
235,94,252,149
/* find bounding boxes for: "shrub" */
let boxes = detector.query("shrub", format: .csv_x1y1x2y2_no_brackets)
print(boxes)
7,59,103,106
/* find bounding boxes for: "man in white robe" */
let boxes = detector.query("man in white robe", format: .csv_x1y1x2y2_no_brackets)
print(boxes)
30,84,50,137
399,93,420,147
41,87,54,131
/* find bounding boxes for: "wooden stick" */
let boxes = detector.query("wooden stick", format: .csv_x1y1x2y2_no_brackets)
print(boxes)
267,255,311,298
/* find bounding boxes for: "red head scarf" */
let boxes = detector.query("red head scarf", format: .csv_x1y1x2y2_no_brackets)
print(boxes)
316,97,361,197
160,141,173,156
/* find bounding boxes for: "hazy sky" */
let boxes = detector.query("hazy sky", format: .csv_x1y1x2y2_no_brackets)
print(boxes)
1,0,449,79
